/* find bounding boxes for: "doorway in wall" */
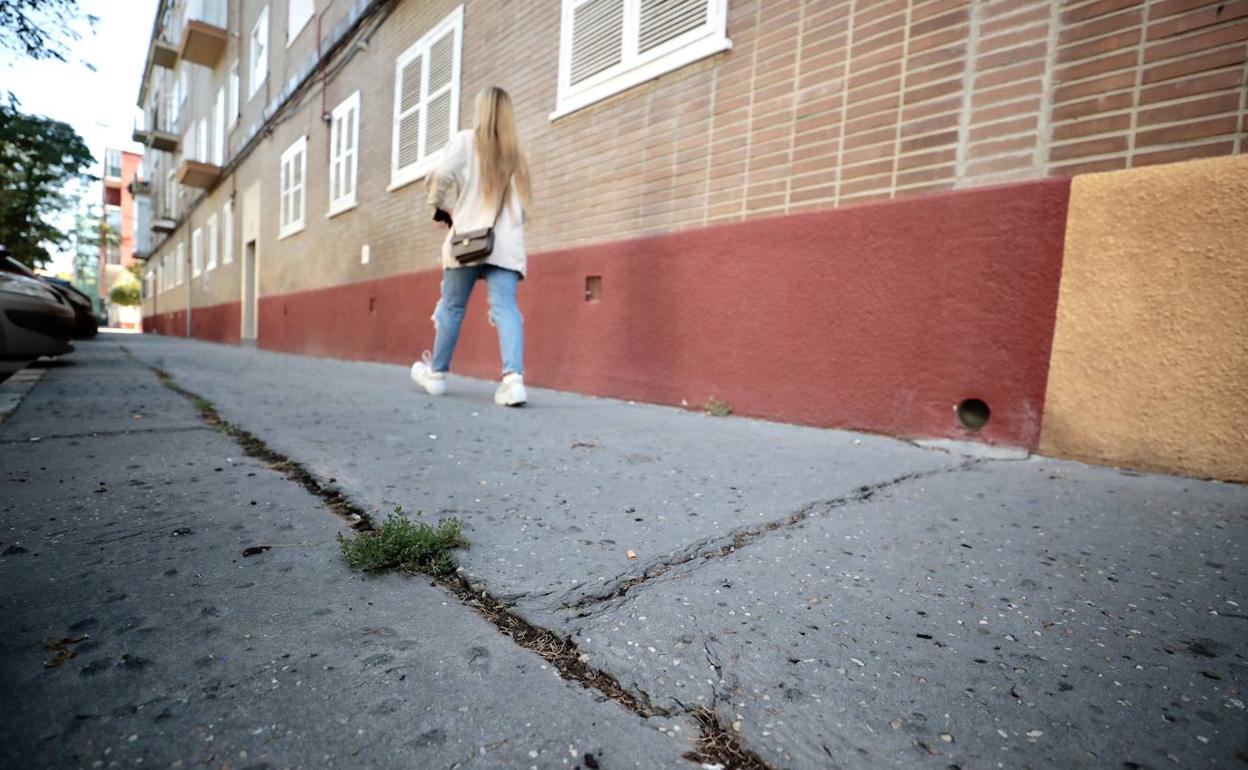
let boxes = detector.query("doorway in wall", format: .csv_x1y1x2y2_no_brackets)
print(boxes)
241,240,257,344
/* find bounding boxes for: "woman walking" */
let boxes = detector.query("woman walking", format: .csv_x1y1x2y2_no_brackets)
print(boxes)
410,86,532,406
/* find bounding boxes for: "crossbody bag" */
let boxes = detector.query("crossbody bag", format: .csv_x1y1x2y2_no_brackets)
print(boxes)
450,182,510,265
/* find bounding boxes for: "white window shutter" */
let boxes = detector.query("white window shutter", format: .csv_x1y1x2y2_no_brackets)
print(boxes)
330,113,342,201
396,54,423,170
639,0,708,52
293,148,303,223
570,0,624,85
424,30,455,156
343,105,356,199
281,157,290,227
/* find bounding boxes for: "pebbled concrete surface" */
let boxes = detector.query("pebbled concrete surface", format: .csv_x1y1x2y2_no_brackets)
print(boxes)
0,341,691,769
118,334,960,619
566,460,1248,768
14,334,1246,770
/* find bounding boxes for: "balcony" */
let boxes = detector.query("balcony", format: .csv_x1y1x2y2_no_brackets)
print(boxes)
133,104,180,153
178,0,228,68
152,38,179,69
152,217,177,234
177,158,221,189
132,125,180,153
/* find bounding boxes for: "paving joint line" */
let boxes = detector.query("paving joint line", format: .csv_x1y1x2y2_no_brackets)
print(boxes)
123,347,776,770
1,425,212,445
563,460,981,615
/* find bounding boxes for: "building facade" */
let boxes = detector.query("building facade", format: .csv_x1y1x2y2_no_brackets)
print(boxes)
101,148,144,329
134,0,1248,477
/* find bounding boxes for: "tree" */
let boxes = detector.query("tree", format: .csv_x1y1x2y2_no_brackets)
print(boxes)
109,280,140,307
0,0,96,64
0,93,94,269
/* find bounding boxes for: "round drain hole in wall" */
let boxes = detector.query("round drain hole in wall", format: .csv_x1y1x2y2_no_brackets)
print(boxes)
956,398,990,431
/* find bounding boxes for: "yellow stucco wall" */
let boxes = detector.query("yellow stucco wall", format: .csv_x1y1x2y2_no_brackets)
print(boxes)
1040,154,1248,482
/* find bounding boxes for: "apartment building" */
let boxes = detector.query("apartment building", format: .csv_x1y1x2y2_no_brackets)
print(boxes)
133,0,1247,472
100,148,144,329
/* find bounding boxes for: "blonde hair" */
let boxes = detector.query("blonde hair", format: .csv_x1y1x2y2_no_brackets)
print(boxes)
474,86,532,217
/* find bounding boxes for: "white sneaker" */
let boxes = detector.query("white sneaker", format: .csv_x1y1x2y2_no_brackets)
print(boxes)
410,352,446,396
495,373,527,407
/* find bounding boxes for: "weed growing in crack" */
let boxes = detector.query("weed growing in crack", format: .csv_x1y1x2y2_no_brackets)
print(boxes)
704,396,732,417
192,396,215,414
338,507,466,577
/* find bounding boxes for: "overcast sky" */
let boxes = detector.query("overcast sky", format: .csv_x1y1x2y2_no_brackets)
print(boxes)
2,0,160,274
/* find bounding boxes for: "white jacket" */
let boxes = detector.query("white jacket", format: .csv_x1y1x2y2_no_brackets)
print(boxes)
426,129,527,277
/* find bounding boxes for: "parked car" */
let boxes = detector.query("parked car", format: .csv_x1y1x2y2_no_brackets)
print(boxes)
1,254,99,338
40,276,99,338
0,248,75,362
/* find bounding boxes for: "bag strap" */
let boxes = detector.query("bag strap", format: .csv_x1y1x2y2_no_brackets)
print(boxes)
450,176,512,238
489,175,512,229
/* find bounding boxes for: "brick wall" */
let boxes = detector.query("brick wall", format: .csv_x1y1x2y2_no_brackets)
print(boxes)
142,0,1247,314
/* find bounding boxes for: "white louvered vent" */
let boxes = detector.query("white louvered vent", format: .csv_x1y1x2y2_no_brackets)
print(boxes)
330,92,359,212
555,0,728,118
429,32,455,92
399,54,422,113
425,92,452,155
639,0,708,52
332,116,343,201
342,105,356,200
570,0,624,85
397,111,421,169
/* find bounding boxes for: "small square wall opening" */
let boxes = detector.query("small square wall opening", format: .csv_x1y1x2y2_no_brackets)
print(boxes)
585,275,603,303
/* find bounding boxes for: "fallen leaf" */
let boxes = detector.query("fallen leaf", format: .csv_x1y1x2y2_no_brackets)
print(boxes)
242,545,272,557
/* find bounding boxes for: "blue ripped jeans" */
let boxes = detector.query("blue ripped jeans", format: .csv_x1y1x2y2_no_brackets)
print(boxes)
430,264,524,376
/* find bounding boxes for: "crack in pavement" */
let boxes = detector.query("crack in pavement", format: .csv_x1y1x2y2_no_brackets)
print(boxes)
560,460,981,617
1,425,212,445
125,347,776,770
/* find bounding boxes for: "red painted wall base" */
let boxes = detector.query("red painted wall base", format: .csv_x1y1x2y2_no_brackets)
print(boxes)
144,302,241,343
148,179,1071,447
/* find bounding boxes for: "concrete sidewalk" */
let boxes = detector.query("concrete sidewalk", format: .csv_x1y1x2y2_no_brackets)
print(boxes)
0,341,687,769
4,334,1246,769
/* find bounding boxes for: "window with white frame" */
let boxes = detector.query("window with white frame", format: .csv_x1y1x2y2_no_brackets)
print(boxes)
197,117,209,162
192,227,203,277
249,6,269,99
288,0,314,44
165,170,177,218
279,136,307,238
229,60,240,127
104,149,122,179
213,85,225,165
207,214,219,270
158,259,166,292
328,91,360,215
390,6,462,190
170,69,181,127
222,200,234,264
176,242,186,286
554,0,730,119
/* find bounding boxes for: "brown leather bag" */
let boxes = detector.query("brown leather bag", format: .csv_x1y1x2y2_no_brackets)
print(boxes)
450,184,508,265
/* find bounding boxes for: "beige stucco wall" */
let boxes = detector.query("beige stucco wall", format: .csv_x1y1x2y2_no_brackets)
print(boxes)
1040,154,1248,482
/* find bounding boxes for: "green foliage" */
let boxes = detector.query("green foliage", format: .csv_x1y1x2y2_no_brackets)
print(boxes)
704,396,732,417
0,0,97,63
109,280,140,307
338,508,466,577
0,94,94,268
